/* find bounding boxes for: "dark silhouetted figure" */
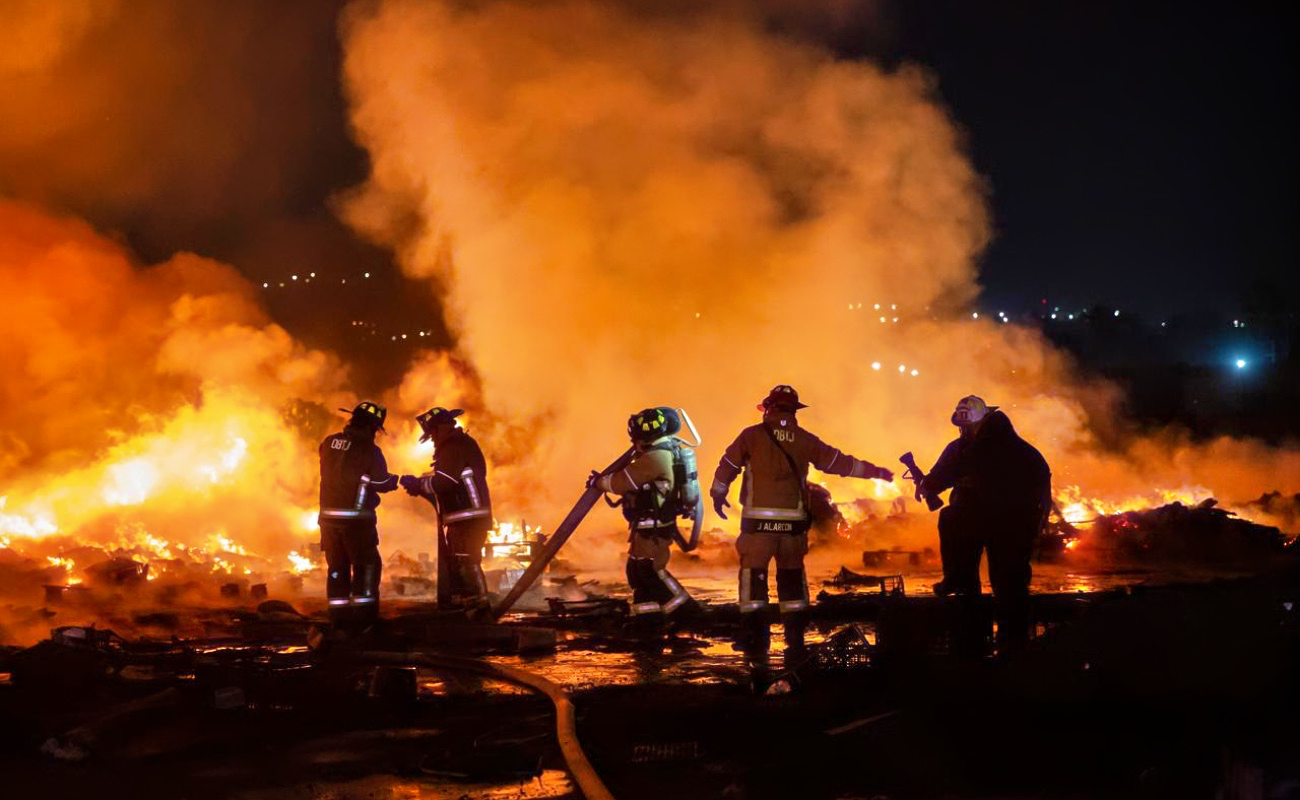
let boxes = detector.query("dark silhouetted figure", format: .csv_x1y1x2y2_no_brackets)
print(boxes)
921,396,1051,653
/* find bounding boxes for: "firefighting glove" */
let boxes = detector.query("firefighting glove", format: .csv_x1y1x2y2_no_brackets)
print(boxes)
870,466,895,483
399,474,422,496
586,470,603,490
712,493,730,520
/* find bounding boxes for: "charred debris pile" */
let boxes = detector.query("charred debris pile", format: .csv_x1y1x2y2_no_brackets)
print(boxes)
1040,496,1295,564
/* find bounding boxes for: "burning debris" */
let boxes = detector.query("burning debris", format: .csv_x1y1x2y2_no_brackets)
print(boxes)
1056,498,1289,566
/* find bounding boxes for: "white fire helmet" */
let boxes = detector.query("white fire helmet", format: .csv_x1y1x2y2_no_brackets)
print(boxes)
951,395,998,428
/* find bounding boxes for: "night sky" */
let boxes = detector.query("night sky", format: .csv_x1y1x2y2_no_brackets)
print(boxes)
5,1,1295,376
882,2,1297,319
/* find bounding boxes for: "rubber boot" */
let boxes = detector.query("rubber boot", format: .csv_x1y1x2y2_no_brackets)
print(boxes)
350,560,382,634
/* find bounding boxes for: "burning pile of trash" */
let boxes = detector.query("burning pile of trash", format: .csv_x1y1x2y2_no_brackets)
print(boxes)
1042,497,1293,566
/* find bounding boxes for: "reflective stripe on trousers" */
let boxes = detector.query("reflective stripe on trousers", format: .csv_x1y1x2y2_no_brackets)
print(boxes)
631,601,662,616
659,569,690,614
738,567,768,613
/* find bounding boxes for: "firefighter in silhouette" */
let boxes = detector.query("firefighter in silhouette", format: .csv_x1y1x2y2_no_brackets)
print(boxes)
711,385,894,653
589,407,694,629
318,401,399,630
400,407,494,616
918,396,1051,653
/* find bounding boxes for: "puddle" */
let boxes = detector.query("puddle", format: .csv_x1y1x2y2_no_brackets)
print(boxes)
228,770,575,799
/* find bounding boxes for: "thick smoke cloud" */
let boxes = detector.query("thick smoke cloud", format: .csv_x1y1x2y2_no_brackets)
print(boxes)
341,1,1035,506
339,0,1300,555
0,1,347,236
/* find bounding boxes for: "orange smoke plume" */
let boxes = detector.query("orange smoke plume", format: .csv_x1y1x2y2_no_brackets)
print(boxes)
339,0,1299,559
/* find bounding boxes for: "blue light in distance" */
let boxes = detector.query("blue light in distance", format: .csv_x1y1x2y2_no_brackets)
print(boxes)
1235,358,1247,369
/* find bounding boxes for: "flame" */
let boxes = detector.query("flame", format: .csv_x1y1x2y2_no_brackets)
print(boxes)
287,550,316,574
1057,484,1214,524
484,520,542,563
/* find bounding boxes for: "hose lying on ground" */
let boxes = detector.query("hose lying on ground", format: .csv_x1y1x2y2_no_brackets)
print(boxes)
360,650,615,800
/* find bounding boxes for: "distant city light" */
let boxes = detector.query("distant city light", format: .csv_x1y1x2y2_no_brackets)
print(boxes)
1050,314,1057,320
871,362,881,371
1067,314,1074,320
874,303,880,310
972,312,979,319
1235,359,1247,369
1114,310,1120,317
262,282,268,288
898,365,906,373
890,304,897,310
291,275,298,281
910,369,919,376
364,272,370,278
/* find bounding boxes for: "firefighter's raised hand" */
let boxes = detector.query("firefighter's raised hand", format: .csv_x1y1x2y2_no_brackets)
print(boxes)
585,470,602,490
712,493,730,520
870,466,895,483
399,474,421,496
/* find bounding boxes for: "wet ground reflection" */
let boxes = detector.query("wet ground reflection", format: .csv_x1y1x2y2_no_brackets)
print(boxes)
483,562,1197,692
229,770,574,799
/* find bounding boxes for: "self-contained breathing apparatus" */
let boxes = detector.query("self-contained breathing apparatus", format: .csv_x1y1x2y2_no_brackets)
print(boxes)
607,406,704,551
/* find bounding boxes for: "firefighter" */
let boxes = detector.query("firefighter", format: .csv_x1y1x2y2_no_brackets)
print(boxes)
589,407,693,628
711,385,894,652
399,407,494,616
318,401,399,631
919,395,1051,653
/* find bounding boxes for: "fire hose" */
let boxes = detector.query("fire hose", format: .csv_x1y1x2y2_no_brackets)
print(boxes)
361,650,615,800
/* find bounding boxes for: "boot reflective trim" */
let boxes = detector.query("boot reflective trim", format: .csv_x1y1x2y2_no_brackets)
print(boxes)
779,599,809,613
445,507,491,522
328,597,351,606
742,506,807,520
631,601,663,615
658,570,690,614
739,567,770,613
320,508,375,519
351,596,378,604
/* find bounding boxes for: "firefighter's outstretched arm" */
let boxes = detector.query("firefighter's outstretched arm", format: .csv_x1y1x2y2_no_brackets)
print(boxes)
368,451,399,493
810,435,894,482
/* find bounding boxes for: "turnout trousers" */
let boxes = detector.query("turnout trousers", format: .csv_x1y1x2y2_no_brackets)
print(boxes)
438,517,492,611
626,529,691,617
321,518,382,625
938,503,1039,651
